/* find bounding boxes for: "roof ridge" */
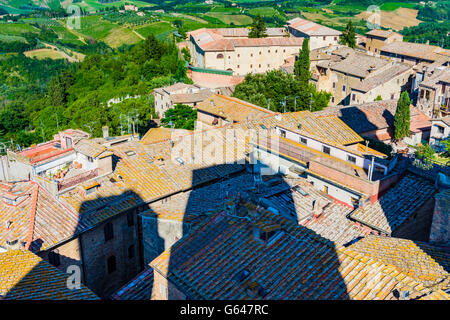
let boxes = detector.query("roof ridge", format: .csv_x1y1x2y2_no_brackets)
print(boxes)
25,184,39,250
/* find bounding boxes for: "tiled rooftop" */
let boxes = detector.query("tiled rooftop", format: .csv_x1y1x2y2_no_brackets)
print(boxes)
0,249,98,300
287,17,342,36
348,236,449,291
381,41,450,62
196,94,275,123
110,267,154,300
349,173,436,235
150,202,448,300
351,63,411,93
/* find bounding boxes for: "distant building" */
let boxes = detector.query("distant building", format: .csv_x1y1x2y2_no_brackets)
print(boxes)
286,17,342,50
188,28,302,76
153,83,216,118
314,47,413,106
365,29,403,55
380,41,450,66
124,4,138,11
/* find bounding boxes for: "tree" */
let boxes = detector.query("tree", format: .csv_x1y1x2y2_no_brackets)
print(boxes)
161,104,197,130
394,91,411,140
375,95,382,101
340,20,357,48
248,15,267,38
294,38,310,88
415,143,435,160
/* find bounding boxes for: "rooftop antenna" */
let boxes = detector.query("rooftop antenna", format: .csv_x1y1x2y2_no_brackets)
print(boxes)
365,140,369,152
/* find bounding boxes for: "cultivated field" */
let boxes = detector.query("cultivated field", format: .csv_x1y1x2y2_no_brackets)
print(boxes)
357,8,421,31
205,12,253,25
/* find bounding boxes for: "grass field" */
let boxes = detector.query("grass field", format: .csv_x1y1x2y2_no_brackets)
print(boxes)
380,2,419,11
104,26,141,47
0,33,26,42
0,23,40,36
134,21,176,40
205,13,252,25
24,48,66,60
78,15,117,39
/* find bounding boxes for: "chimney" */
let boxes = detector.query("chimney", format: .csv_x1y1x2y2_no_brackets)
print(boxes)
5,222,21,251
102,126,109,139
210,99,215,107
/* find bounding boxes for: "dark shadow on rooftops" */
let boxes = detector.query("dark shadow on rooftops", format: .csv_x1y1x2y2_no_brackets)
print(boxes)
160,162,352,300
4,189,151,299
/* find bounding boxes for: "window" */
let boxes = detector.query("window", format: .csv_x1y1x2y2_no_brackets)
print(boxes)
342,85,346,92
267,64,270,68
250,53,253,57
391,94,395,100
334,37,337,41
250,64,253,68
237,54,240,57
347,155,357,164
331,96,335,103
128,245,135,259
420,90,424,99
332,82,336,89
107,256,116,274
48,250,60,267
323,185,328,194
352,94,356,101
279,129,286,138
425,90,430,100
87,156,93,162
216,53,224,59
237,65,240,68
322,145,331,155
300,137,307,145
259,51,261,55
259,64,261,68
104,222,114,242
127,211,134,227
283,49,286,53
323,36,326,40
436,125,445,134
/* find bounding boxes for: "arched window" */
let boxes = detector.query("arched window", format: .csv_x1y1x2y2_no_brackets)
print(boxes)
107,256,116,274
216,53,224,59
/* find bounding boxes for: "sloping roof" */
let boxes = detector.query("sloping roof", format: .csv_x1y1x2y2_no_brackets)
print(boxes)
349,173,436,235
196,94,275,123
110,267,154,300
420,67,450,89
348,236,449,291
366,29,402,39
381,41,450,62
287,17,342,36
352,63,412,93
141,127,191,145
0,181,81,252
327,52,390,78
74,139,110,158
190,28,303,52
170,88,215,104
0,249,98,300
315,100,431,136
289,111,363,146
150,202,447,300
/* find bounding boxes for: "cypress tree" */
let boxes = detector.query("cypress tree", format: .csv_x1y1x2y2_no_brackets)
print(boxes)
249,15,267,38
294,38,310,88
394,91,411,140
340,21,357,48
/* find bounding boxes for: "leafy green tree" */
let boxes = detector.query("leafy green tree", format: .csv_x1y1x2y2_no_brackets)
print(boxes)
340,21,357,48
161,104,197,130
294,38,310,88
394,91,411,140
375,95,383,101
248,15,267,38
415,143,435,160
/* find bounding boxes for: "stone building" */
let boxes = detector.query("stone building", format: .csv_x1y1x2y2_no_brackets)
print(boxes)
188,28,304,76
153,83,216,118
429,116,450,152
314,47,412,106
380,41,450,66
416,66,450,118
365,29,403,55
286,17,342,50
